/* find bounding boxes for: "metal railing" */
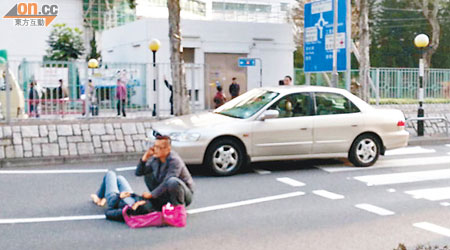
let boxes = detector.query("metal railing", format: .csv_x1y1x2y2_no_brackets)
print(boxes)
294,67,450,105
406,117,449,136
0,60,206,121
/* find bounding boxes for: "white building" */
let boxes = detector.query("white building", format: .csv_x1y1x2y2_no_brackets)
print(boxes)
102,18,295,110
0,0,296,112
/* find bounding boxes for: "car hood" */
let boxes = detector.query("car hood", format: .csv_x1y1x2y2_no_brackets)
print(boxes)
152,112,240,132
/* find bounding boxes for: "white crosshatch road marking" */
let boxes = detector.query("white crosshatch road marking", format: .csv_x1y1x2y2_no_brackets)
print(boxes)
405,187,450,201
312,190,344,200
254,169,272,175
354,169,450,186
384,146,435,156
414,222,450,237
319,156,450,173
276,177,306,187
355,203,395,216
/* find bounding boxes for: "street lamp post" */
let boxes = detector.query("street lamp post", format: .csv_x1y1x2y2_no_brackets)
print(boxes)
414,34,429,136
87,58,99,117
149,39,161,117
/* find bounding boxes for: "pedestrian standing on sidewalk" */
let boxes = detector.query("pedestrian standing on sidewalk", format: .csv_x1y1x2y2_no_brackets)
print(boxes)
28,80,40,118
116,79,127,117
229,77,240,99
283,75,293,86
213,85,226,108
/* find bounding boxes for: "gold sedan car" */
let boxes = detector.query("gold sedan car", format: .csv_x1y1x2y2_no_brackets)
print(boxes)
150,86,409,176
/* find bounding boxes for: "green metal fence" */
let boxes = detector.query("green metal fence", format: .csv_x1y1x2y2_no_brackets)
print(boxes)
294,67,450,103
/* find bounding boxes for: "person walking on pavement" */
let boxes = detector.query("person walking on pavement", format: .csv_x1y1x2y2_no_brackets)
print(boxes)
116,79,127,117
91,171,154,222
136,135,195,211
213,85,226,108
163,76,174,115
229,77,240,99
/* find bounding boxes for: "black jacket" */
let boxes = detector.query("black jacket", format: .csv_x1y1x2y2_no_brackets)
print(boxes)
135,151,194,199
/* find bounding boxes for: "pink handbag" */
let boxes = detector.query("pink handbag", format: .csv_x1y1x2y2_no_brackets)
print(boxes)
162,203,187,228
122,205,163,228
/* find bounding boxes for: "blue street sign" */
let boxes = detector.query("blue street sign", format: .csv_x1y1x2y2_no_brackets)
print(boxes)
238,58,256,67
304,0,347,73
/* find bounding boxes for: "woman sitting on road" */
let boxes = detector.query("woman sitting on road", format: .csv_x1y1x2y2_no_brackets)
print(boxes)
91,171,154,221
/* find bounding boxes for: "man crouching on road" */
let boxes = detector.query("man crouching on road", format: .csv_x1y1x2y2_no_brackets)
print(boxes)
136,135,194,210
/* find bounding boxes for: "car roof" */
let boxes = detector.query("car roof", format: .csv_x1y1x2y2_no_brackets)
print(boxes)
261,85,350,95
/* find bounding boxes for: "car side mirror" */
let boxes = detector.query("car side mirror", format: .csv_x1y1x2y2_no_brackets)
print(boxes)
259,110,279,121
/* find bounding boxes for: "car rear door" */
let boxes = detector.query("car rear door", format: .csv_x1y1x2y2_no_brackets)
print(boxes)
251,92,314,157
312,92,365,154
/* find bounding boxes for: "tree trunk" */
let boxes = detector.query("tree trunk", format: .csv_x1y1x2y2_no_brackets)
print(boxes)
415,0,440,69
167,0,191,116
358,0,370,102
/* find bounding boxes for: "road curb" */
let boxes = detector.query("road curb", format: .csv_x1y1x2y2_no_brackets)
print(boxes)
0,152,142,168
408,136,450,146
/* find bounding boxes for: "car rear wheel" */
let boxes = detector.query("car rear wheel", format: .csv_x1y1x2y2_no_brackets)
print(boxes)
349,134,380,167
205,138,246,176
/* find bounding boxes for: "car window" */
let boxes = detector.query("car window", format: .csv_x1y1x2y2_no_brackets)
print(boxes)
215,89,279,119
269,93,313,118
314,92,360,115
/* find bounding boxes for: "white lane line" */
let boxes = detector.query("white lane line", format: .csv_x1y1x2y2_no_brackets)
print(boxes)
414,222,450,237
319,156,450,173
405,187,450,201
115,166,137,172
187,191,305,214
276,177,305,187
0,169,108,174
254,169,272,175
446,144,450,147
440,202,450,207
312,190,344,200
0,191,305,224
0,215,106,224
354,169,450,186
384,146,436,156
355,203,395,216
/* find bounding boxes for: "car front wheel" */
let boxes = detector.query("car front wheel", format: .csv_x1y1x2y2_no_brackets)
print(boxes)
349,134,380,167
205,138,246,176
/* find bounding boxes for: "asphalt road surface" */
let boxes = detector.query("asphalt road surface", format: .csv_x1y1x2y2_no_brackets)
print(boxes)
1,144,450,250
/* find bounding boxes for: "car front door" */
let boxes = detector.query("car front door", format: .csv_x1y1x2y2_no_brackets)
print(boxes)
251,92,314,157
312,92,364,154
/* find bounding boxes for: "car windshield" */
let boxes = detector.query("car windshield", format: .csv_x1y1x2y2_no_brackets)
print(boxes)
214,89,279,119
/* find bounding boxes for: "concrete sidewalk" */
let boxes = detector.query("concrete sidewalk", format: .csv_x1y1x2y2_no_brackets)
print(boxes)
408,133,450,146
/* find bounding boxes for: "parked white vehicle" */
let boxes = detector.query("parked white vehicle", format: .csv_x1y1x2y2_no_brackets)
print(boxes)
150,86,409,176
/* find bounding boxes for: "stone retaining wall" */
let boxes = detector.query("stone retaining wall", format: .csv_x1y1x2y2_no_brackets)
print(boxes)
0,119,153,162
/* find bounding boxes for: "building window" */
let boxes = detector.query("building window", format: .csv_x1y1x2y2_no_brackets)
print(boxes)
212,2,271,13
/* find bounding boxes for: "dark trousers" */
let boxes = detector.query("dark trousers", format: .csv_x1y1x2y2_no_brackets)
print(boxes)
117,99,126,116
29,104,39,117
144,175,192,210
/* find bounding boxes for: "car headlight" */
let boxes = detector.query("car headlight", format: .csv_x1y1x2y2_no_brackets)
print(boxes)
169,132,200,142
